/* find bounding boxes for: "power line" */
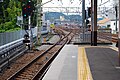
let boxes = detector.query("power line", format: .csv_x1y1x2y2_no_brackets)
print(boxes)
98,0,110,6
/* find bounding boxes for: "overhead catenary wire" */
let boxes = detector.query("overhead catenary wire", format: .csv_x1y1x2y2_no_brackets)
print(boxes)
98,0,110,6
97,0,119,18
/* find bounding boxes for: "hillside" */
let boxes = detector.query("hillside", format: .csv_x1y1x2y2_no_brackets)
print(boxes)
45,12,82,23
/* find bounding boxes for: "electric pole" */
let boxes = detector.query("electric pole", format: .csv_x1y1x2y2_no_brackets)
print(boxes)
115,5,118,33
118,0,120,66
82,0,85,42
91,0,93,46
36,0,54,45
92,0,97,46
36,0,42,45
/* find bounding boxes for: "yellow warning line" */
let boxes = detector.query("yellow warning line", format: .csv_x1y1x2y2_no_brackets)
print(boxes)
110,47,118,52
78,47,93,80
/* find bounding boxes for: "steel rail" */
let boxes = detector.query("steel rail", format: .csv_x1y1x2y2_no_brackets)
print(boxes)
0,35,38,73
32,37,68,80
32,31,72,80
7,31,72,80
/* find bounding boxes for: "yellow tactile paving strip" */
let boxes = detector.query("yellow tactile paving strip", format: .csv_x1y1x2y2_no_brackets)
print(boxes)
78,47,93,80
110,47,118,51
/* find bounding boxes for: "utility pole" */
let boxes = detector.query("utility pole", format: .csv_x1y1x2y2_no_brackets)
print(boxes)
118,0,120,66
91,0,93,46
115,5,118,33
92,0,97,46
36,0,53,45
36,0,42,45
82,0,85,41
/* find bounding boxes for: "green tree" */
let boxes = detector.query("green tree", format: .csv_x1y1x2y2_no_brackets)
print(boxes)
0,0,22,32
0,0,37,33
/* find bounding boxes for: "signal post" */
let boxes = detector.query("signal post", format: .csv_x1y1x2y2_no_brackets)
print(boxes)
22,0,34,50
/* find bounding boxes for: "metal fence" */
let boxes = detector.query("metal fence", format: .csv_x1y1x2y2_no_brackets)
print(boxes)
0,28,37,46
80,32,91,43
80,29,112,43
97,29,112,43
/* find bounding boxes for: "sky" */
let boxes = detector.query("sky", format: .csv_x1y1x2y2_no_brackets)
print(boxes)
42,0,115,14
42,0,84,7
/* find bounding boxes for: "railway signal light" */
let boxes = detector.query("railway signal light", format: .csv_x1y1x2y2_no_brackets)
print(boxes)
23,34,31,50
85,10,86,19
115,6,118,17
27,0,34,15
23,34,30,43
22,0,34,18
22,5,28,18
40,13,43,16
88,7,92,17
86,20,90,24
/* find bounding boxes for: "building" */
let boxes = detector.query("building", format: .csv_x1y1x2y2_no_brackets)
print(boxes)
110,19,119,34
97,18,111,29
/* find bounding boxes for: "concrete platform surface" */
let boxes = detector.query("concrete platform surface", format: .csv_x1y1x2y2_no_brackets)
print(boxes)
86,47,120,80
43,45,78,80
42,45,120,80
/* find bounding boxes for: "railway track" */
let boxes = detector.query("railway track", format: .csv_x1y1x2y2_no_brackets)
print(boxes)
112,34,118,42
0,42,27,73
0,35,38,73
0,27,75,80
98,32,118,43
6,30,72,80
